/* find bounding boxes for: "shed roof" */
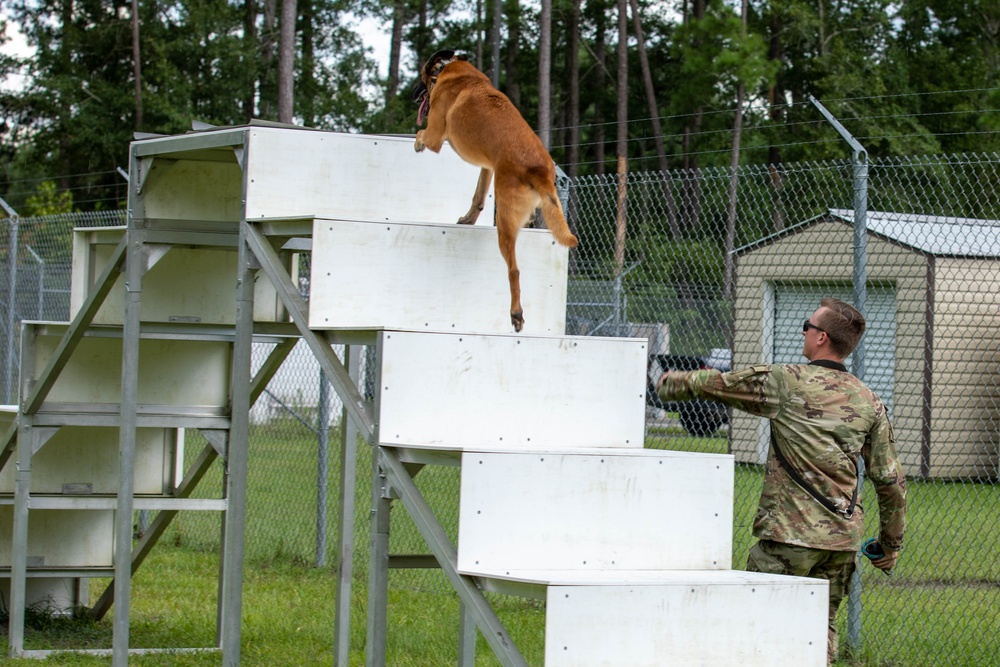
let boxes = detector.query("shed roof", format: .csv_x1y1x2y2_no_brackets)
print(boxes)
736,209,1000,258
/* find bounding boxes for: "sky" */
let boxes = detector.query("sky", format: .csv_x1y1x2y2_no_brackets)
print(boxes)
0,11,397,95
0,10,30,93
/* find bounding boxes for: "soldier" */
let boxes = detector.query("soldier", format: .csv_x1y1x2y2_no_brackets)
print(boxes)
657,297,906,665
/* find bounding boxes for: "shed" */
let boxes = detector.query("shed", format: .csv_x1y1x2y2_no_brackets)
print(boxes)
733,209,1000,480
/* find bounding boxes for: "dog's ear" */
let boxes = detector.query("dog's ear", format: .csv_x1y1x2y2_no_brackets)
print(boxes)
456,53,469,62
424,49,456,76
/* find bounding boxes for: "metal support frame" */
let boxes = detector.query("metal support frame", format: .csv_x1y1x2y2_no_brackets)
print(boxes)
333,346,361,667
4,129,303,662
5,127,530,667
371,446,529,667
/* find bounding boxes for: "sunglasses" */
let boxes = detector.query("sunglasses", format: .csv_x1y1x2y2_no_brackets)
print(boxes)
802,320,826,334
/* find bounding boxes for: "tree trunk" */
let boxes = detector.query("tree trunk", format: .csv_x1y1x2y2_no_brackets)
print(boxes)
768,11,785,232
538,0,553,149
278,0,297,123
416,0,430,65
131,0,142,131
629,0,679,239
724,0,748,302
504,0,521,107
476,0,484,69
299,0,316,126
566,0,581,179
260,0,278,119
489,0,501,86
681,0,706,235
593,1,607,175
385,0,408,126
243,0,258,121
614,0,628,276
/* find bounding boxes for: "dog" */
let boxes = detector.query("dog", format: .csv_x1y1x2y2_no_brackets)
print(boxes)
412,49,578,332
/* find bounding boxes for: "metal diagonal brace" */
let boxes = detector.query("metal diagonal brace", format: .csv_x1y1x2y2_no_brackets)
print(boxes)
22,236,128,414
243,221,375,441
0,414,17,475
377,447,529,667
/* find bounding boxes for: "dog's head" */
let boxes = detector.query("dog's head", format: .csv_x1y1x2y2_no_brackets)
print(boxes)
412,49,468,126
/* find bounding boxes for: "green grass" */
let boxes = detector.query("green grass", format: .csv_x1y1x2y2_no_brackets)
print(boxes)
2,541,996,667
2,425,996,665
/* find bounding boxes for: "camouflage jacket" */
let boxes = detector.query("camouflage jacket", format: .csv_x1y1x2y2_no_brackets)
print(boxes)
659,362,906,552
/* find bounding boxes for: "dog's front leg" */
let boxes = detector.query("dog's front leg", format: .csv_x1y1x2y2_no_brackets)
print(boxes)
458,168,493,225
414,118,447,154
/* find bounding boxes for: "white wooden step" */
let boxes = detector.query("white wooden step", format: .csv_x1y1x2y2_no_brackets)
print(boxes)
457,449,734,572
376,332,647,450
309,219,568,335
241,130,495,224
464,570,827,667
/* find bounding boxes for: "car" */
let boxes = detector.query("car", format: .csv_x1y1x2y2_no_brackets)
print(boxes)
647,351,731,437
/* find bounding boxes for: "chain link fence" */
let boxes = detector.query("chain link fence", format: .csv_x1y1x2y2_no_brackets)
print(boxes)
1,151,998,665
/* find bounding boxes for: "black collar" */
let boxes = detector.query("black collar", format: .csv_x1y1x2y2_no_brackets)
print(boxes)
809,359,848,373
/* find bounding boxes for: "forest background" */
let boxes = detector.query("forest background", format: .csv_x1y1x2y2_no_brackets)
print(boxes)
0,0,997,216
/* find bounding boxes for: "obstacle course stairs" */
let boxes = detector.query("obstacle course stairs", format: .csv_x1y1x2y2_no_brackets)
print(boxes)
0,123,827,666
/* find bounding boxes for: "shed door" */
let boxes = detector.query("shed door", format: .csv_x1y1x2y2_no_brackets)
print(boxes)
773,285,896,416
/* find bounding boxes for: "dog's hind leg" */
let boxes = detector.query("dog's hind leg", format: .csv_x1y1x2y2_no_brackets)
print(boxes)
495,213,523,332
458,168,493,224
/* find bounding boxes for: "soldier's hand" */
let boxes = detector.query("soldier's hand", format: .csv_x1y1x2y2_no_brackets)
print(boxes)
871,548,899,573
656,371,672,391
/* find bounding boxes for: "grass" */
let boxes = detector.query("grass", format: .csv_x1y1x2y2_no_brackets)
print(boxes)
2,424,996,665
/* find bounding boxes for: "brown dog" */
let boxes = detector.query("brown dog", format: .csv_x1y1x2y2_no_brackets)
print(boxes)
412,49,578,332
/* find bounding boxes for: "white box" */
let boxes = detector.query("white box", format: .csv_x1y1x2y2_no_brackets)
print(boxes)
0,508,114,568
376,331,647,449
0,426,181,495
309,219,568,335
25,323,230,411
0,578,86,615
458,449,734,572
70,226,291,325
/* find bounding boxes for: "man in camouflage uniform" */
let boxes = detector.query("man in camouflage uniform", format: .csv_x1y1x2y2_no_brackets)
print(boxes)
658,297,906,665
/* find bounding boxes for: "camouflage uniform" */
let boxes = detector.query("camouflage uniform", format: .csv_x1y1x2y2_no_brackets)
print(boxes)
659,362,906,664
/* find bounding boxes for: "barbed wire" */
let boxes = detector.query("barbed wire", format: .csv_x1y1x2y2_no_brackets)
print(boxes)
1,86,997,208
550,86,1000,135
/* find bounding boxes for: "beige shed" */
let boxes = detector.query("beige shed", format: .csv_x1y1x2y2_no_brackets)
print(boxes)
732,209,1000,480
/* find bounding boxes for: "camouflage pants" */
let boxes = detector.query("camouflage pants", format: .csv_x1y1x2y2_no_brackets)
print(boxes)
746,539,857,666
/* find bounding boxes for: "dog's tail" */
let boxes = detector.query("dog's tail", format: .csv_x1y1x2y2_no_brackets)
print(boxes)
539,192,579,248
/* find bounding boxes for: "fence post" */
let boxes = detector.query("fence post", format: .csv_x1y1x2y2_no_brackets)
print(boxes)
316,369,331,567
809,95,869,655
1,197,20,404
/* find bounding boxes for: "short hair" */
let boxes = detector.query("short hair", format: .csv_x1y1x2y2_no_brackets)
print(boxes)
818,297,866,357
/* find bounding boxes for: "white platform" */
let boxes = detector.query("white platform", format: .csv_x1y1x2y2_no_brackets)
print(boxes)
135,127,494,226
376,331,647,450
309,219,568,334
457,449,734,572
